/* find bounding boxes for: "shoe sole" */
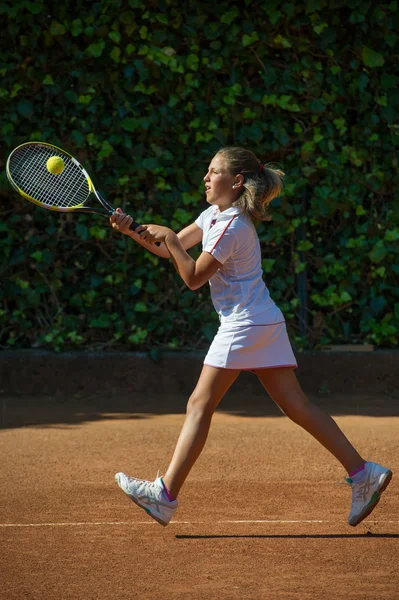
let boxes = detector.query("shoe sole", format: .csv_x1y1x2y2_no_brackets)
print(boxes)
348,470,393,527
114,476,169,527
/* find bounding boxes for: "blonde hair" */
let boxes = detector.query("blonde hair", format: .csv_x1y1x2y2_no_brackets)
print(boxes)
216,146,284,221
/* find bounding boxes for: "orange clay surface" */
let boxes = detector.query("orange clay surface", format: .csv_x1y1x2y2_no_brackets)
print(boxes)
0,391,398,600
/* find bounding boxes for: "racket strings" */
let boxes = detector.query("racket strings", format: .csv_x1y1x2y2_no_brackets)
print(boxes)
16,150,84,208
16,151,73,207
17,146,87,208
8,144,90,208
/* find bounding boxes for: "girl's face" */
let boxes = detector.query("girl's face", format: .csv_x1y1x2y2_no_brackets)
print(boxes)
203,154,239,211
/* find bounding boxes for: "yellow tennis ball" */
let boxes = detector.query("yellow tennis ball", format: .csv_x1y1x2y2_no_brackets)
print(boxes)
46,156,65,174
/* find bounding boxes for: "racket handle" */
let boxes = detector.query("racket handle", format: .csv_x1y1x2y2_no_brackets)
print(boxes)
129,220,141,231
129,219,160,246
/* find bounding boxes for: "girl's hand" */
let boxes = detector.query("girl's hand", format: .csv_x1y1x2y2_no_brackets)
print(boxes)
109,208,134,235
137,224,173,244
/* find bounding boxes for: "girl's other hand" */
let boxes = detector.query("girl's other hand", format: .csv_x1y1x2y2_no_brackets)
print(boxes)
137,224,173,244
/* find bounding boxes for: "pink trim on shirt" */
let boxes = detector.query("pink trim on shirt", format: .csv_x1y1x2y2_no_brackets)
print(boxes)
209,216,237,254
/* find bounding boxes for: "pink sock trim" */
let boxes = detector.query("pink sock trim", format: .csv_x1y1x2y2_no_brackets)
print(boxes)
349,462,367,478
160,479,176,502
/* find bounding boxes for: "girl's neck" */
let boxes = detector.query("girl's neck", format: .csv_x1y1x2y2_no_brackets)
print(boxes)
215,202,233,213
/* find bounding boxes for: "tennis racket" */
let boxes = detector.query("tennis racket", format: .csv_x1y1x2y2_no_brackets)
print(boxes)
6,141,140,231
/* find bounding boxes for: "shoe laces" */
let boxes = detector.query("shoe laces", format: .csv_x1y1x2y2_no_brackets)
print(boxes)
129,471,161,485
127,472,162,497
340,476,370,502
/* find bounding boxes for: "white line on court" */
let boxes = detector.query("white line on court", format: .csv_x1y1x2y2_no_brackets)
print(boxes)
0,519,398,528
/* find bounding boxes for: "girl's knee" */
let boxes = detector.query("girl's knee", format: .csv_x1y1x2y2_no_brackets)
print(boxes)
186,392,215,416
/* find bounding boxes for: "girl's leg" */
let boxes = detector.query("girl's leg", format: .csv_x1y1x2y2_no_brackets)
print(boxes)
162,365,240,498
255,367,365,474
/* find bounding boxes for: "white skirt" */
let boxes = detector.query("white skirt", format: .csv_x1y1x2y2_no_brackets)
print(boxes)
204,321,298,370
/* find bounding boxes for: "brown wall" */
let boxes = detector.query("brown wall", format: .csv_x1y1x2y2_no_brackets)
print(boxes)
0,350,398,397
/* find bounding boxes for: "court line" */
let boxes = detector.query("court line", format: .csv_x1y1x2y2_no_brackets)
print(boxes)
1,519,398,528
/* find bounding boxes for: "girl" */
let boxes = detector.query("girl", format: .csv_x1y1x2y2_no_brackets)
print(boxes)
110,146,392,528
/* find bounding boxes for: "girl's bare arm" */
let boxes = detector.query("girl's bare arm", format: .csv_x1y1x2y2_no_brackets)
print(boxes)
110,210,202,258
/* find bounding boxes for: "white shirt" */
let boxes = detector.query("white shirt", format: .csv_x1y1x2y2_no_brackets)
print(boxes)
195,205,284,326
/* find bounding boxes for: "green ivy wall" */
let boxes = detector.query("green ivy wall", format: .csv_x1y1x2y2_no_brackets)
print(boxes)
0,0,398,354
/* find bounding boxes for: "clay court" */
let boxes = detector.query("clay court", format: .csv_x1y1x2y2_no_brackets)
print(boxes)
1,366,398,600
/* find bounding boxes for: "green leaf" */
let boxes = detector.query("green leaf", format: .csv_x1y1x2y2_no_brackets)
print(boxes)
187,54,199,70
313,23,327,35
64,90,78,103
17,100,34,118
120,118,139,132
162,47,176,56
86,40,105,57
78,95,92,104
89,225,107,240
340,291,352,303
370,296,386,315
220,7,239,24
90,314,111,328
43,74,54,85
30,251,42,262
71,18,83,37
120,10,136,25
369,242,387,263
268,9,282,25
50,20,66,36
173,208,191,225
98,141,114,159
273,34,291,48
385,228,399,242
156,13,168,25
374,266,386,278
76,223,88,240
262,259,276,273
295,262,306,274
242,32,259,47
297,241,314,251
361,46,385,68
142,157,158,170
381,74,399,88
110,47,121,63
26,3,44,14
134,302,148,312
109,31,121,44
71,130,84,145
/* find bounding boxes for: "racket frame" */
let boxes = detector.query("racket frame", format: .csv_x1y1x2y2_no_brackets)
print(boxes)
6,141,140,229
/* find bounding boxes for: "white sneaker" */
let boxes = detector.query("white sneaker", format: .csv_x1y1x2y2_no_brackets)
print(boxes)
347,462,392,527
115,472,178,527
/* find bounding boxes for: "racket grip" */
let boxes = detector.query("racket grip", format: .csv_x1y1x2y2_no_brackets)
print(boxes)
129,221,141,231
129,220,160,246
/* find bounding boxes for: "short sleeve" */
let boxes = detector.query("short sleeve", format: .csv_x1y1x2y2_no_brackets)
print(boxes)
195,210,206,230
195,206,214,230
195,213,204,229
203,219,237,264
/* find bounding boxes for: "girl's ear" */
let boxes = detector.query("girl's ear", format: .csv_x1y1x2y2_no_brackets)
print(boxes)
234,174,244,188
